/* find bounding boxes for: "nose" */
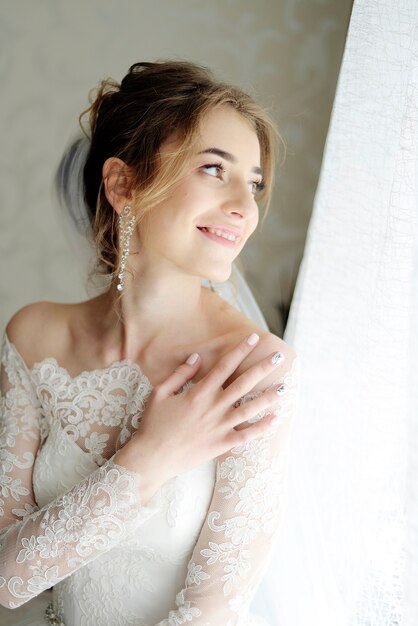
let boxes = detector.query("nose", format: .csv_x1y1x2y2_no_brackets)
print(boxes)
221,179,256,220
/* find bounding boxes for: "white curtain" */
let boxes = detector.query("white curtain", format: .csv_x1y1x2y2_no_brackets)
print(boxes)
251,0,418,624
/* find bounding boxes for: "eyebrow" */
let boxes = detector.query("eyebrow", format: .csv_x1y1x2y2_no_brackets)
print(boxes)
198,148,263,177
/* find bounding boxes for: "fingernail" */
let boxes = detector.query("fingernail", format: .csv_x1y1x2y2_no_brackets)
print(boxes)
271,352,285,365
276,383,288,395
186,353,199,365
246,333,259,346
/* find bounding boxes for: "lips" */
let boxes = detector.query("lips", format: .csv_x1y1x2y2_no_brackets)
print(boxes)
196,226,239,249
198,225,242,238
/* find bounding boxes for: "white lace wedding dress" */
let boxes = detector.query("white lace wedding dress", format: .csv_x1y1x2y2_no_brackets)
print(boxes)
0,331,299,626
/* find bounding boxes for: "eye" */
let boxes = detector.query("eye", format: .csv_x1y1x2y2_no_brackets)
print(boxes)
201,163,226,179
248,179,265,196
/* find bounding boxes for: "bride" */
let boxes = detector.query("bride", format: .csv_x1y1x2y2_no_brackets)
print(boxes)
0,60,299,625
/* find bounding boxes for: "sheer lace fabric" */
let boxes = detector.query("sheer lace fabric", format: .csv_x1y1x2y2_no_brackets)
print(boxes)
0,331,299,625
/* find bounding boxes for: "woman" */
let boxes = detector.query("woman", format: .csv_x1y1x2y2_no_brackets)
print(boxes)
0,61,299,625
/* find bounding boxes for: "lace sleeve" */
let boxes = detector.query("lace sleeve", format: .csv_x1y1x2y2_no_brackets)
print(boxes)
0,334,156,609
154,350,300,626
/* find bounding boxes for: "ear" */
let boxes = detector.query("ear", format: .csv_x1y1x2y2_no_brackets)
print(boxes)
102,157,134,215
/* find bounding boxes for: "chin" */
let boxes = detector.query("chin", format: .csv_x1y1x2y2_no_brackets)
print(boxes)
201,264,233,283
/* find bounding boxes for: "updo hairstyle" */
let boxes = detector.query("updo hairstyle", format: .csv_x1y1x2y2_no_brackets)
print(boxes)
57,60,281,280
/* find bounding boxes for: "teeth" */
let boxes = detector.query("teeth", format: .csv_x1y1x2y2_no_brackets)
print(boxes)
205,227,238,241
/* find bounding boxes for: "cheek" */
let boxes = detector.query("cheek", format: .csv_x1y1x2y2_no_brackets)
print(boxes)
248,209,259,234
164,186,193,218
238,212,259,249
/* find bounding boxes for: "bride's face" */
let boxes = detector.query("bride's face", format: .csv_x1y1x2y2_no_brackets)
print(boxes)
137,105,263,282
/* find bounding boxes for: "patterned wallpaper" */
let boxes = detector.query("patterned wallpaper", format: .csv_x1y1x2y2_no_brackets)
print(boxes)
0,0,353,335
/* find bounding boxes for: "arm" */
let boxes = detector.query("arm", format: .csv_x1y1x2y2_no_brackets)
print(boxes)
153,337,299,625
0,331,157,609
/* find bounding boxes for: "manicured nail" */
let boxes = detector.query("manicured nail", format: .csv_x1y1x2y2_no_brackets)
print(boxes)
276,383,288,395
246,333,259,346
271,352,285,365
186,353,199,365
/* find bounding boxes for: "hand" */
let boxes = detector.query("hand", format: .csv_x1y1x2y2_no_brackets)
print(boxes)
114,333,287,502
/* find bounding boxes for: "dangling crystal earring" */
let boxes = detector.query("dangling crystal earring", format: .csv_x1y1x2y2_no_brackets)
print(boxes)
117,205,136,292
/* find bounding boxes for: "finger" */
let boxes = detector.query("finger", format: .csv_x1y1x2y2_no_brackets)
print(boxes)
198,333,260,392
156,353,201,397
227,383,289,430
221,350,286,407
224,410,279,448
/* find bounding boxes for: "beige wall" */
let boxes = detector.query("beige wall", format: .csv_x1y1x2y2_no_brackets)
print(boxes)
0,0,352,335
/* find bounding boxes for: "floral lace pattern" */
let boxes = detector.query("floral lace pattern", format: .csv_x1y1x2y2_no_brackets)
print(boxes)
0,331,299,625
164,357,299,625
0,335,156,610
33,356,153,465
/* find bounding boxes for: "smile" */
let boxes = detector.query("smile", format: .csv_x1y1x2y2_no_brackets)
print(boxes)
197,227,240,248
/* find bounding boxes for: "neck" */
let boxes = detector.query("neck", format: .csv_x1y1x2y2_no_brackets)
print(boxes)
96,265,211,361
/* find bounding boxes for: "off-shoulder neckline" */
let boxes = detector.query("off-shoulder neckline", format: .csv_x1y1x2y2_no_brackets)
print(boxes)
2,330,155,388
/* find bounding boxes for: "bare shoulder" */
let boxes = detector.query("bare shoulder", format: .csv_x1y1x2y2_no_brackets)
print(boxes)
231,326,297,376
205,286,296,354
5,301,75,368
213,296,298,390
